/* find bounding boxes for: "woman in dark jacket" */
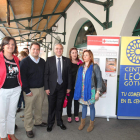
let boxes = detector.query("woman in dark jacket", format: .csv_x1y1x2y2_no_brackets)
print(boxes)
67,48,82,123
0,37,22,140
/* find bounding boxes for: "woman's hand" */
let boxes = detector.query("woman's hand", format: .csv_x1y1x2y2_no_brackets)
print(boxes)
67,89,71,93
95,92,99,100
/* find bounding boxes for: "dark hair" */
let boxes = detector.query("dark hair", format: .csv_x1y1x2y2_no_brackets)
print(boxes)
30,42,40,49
69,48,79,62
82,50,94,68
19,51,28,57
14,44,18,54
0,36,17,53
23,47,29,53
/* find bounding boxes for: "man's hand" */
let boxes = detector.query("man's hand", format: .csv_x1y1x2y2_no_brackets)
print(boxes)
26,92,33,96
46,90,50,95
67,89,71,93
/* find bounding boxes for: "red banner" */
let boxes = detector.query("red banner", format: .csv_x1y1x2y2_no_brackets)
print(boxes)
87,36,120,46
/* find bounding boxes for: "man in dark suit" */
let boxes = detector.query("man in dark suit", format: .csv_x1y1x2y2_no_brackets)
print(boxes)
44,43,71,132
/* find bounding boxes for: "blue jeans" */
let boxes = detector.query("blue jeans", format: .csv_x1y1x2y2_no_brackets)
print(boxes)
82,104,95,121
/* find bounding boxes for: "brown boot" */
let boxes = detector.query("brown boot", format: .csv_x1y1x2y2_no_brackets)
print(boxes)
87,120,94,132
78,118,85,130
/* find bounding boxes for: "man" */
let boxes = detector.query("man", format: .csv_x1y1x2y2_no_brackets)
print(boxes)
23,47,29,55
44,43,71,132
20,42,47,138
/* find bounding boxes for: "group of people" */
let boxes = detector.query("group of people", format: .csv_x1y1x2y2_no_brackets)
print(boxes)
0,36,102,140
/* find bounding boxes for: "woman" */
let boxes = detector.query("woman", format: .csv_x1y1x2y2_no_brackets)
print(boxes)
18,51,28,62
0,37,22,140
74,50,102,132
17,51,28,113
67,48,82,123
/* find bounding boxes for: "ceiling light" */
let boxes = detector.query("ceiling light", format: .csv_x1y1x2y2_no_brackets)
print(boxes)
84,26,88,31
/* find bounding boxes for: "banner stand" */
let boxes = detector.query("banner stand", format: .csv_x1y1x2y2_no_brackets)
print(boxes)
117,37,140,119
87,35,120,119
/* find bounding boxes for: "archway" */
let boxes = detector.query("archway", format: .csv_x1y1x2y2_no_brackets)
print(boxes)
66,18,89,56
74,20,97,48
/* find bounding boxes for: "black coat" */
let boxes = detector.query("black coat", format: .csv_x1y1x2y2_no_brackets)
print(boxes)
44,56,72,95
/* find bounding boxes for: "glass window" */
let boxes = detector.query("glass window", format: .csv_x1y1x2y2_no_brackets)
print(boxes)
135,20,140,30
133,17,140,36
75,21,97,47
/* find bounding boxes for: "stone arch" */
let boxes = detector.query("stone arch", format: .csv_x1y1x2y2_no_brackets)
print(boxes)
66,18,90,56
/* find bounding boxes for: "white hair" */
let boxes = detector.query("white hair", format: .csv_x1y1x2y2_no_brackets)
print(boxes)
54,43,64,49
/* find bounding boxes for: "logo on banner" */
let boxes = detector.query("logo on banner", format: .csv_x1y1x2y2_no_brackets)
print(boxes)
102,39,119,44
126,39,140,64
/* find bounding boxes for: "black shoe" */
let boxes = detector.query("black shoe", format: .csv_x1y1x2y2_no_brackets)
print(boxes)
26,130,34,138
47,125,53,132
17,108,21,112
34,122,47,127
57,124,66,130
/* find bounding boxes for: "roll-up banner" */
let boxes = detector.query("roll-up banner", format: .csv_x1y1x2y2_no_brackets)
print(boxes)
87,36,120,118
117,36,140,119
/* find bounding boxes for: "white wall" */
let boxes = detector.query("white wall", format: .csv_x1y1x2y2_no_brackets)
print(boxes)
46,0,139,57
120,0,140,36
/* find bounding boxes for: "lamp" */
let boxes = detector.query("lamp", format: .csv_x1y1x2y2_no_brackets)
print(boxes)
52,24,58,32
84,26,88,31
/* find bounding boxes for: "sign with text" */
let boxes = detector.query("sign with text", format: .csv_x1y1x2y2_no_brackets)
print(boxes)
117,36,140,117
87,35,120,118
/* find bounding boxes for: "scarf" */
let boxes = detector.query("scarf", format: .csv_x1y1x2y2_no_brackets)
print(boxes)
74,64,93,101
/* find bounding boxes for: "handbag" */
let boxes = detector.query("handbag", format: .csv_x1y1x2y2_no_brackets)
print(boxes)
93,64,106,96
63,97,68,108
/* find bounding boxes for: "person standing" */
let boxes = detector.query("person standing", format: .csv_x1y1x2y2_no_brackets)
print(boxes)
0,36,22,140
74,50,102,132
23,47,29,55
20,42,47,138
67,48,83,123
44,43,71,132
18,51,28,61
17,51,28,112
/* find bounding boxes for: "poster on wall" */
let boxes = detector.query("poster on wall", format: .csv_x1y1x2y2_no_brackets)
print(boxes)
87,35,120,118
117,36,140,119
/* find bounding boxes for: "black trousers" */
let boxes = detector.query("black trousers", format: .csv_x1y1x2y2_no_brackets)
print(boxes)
67,89,79,117
48,83,66,126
